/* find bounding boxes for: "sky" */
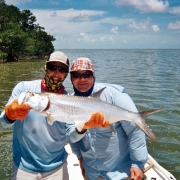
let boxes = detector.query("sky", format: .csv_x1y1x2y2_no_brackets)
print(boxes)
5,0,180,49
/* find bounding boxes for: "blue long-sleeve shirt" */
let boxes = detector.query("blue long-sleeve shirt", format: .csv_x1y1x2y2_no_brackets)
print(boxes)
0,80,85,173
70,83,148,180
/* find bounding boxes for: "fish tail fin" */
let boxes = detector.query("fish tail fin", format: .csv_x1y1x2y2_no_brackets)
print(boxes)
134,109,162,141
134,118,157,141
139,108,163,119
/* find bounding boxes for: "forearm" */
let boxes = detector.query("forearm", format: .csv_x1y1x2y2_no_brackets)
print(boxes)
129,128,148,169
121,121,148,169
66,124,86,143
0,111,15,128
69,142,82,159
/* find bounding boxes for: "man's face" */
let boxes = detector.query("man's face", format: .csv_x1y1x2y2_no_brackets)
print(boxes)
46,62,68,82
71,70,94,92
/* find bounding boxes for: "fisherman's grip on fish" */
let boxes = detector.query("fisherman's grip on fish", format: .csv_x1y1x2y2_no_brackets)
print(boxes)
17,89,162,141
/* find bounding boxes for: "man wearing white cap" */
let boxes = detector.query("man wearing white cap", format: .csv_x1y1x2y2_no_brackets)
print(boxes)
0,52,106,180
70,57,148,180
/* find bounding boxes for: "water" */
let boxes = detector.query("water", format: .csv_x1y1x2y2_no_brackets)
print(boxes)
0,49,179,179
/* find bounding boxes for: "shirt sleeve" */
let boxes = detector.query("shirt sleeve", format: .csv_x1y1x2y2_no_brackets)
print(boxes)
0,110,15,128
121,120,148,169
66,123,86,143
0,82,26,128
69,141,82,159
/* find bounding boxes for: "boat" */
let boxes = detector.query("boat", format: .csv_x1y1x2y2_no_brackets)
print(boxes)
143,154,176,180
65,144,176,180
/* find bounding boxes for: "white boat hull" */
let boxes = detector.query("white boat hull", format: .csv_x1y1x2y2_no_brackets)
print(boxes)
65,144,176,180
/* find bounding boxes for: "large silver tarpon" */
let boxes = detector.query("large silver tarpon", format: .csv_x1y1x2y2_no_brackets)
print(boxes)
18,89,162,141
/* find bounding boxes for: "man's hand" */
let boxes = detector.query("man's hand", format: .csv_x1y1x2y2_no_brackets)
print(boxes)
5,99,31,120
130,167,144,180
83,112,109,129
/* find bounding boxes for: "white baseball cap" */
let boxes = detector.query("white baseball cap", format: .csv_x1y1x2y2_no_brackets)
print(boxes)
46,51,69,67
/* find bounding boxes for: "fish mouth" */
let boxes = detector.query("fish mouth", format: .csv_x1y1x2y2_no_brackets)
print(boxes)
18,92,49,112
18,92,30,105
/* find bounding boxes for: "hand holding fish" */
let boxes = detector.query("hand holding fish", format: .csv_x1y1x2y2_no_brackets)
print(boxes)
83,112,109,129
5,99,31,120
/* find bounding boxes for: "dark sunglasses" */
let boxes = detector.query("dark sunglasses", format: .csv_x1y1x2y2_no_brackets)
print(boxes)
47,64,69,73
71,72,93,79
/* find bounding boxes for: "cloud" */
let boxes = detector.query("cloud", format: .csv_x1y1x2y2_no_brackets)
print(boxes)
114,0,169,13
152,25,160,32
111,26,119,34
168,21,180,30
169,7,180,15
71,13,91,21
30,9,106,35
31,8,135,40
49,1,60,6
45,9,105,21
100,36,106,41
128,19,150,31
99,17,133,26
128,18,160,32
6,0,31,5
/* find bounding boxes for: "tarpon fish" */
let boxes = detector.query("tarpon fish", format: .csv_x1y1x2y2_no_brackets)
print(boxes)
18,88,162,141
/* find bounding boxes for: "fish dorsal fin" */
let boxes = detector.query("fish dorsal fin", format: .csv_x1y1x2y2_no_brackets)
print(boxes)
139,109,163,119
90,87,106,99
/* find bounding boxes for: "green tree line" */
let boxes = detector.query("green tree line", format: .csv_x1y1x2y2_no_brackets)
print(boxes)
0,0,55,62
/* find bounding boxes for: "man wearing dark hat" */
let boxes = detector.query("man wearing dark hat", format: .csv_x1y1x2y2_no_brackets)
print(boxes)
70,57,148,180
0,52,105,179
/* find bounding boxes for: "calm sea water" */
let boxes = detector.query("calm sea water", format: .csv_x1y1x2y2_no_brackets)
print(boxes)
0,49,179,179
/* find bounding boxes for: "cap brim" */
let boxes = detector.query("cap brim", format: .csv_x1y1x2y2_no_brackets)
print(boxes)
46,60,69,67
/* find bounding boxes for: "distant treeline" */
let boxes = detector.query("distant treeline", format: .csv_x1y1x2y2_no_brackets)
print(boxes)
0,0,55,62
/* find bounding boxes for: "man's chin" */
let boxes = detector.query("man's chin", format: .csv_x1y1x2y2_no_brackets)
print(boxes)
77,86,89,92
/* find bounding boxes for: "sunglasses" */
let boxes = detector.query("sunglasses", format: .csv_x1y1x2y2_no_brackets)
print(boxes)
47,64,69,73
71,72,93,79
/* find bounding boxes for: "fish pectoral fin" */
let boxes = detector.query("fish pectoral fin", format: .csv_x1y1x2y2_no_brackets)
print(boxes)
46,113,54,125
108,124,116,133
74,121,85,132
90,87,106,99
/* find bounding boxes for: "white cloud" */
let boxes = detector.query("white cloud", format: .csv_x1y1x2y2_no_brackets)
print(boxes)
80,33,86,37
111,26,119,34
152,24,160,32
100,36,106,41
71,13,91,21
128,19,150,31
169,7,180,15
168,21,180,30
5,0,31,5
99,17,133,26
49,0,60,6
115,0,169,13
128,18,160,32
31,9,105,36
